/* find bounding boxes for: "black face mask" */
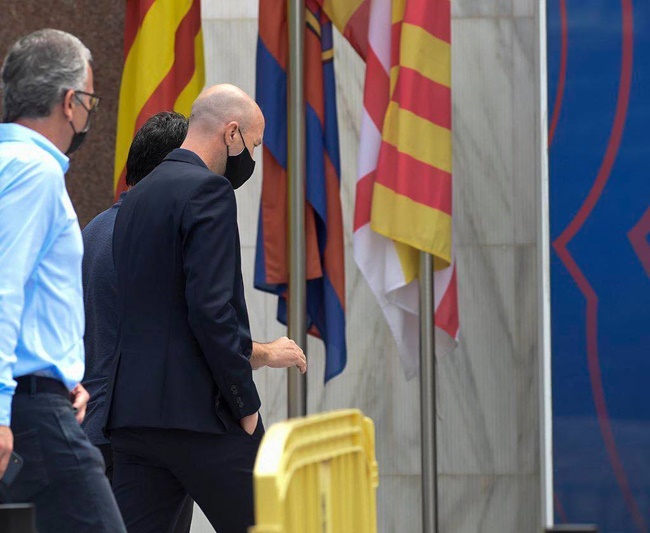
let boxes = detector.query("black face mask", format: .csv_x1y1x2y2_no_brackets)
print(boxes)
66,125,88,155
224,129,256,189
66,113,92,155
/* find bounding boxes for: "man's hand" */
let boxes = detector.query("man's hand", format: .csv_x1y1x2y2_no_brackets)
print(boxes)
0,426,14,479
251,337,307,373
70,383,90,424
240,411,259,436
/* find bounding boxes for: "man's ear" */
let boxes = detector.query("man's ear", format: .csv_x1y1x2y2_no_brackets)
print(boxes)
62,89,75,121
224,121,239,147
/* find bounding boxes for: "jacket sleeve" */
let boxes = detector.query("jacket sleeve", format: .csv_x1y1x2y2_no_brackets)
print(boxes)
181,176,260,419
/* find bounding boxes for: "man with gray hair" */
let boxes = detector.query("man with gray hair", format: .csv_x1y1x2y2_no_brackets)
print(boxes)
0,29,126,531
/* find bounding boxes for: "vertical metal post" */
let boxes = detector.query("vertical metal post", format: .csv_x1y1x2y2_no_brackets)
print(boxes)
420,252,438,532
537,0,554,527
287,0,307,418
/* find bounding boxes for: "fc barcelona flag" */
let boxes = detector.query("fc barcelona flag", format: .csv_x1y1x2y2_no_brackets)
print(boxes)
113,0,205,196
255,0,347,382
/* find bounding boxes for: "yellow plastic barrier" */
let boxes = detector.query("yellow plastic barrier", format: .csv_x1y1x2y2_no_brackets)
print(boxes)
250,409,379,533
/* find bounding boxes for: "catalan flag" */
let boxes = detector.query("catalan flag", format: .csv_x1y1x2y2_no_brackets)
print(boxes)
326,0,459,378
255,0,347,381
113,0,205,196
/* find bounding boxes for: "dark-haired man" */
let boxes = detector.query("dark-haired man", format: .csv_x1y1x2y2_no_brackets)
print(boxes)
82,111,190,476
82,111,194,532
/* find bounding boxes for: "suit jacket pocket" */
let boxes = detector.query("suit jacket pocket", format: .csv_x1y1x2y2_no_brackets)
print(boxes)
249,413,265,441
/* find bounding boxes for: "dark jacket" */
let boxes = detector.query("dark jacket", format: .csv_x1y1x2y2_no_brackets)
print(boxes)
81,192,126,446
105,148,260,435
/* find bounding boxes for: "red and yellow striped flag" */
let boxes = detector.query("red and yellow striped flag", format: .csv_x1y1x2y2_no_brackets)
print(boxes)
326,0,458,377
372,0,452,267
113,0,205,196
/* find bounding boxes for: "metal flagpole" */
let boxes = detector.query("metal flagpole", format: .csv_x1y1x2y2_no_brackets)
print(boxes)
420,252,438,532
287,0,307,418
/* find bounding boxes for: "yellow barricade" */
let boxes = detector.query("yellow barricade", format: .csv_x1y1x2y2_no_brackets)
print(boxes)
250,409,379,533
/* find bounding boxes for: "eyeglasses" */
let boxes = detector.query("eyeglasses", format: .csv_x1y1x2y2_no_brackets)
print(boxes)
73,90,101,113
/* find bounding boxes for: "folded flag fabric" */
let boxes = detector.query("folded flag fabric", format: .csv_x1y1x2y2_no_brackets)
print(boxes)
255,0,347,382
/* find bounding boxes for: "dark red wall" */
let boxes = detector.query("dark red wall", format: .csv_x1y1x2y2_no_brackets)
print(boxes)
0,1,125,226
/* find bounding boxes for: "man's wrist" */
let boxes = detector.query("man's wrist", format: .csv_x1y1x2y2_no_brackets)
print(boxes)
251,341,270,369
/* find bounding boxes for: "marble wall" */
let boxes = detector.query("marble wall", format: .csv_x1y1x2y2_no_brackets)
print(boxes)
193,0,547,532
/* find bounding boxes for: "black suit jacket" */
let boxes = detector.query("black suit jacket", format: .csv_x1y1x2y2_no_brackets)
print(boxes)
105,148,260,435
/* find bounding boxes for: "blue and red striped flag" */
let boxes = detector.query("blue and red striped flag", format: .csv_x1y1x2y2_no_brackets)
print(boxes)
255,0,347,381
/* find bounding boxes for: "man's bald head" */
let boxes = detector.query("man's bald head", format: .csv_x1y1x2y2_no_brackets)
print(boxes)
181,84,264,177
189,84,260,132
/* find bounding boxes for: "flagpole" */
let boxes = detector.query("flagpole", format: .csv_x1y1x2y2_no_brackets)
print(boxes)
420,252,439,532
287,0,307,418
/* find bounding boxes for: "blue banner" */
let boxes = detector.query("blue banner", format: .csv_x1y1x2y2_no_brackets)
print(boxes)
548,0,650,530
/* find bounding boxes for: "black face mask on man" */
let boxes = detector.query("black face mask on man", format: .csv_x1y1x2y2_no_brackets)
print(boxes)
66,91,98,155
224,129,256,189
66,121,89,155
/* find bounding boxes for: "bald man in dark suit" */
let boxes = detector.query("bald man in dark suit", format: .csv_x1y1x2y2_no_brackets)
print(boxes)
106,85,275,532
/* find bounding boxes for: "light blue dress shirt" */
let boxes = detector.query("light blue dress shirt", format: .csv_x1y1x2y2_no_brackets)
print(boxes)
0,124,85,425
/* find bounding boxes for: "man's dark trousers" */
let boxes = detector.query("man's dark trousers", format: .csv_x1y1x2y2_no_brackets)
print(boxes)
0,380,126,532
111,418,264,533
99,442,194,533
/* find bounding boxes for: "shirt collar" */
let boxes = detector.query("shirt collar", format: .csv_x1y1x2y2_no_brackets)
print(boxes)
0,123,69,173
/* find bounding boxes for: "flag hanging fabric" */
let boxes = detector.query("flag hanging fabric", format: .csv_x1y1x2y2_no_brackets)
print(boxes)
316,0,370,58
255,0,347,382
113,0,205,196
326,0,459,378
